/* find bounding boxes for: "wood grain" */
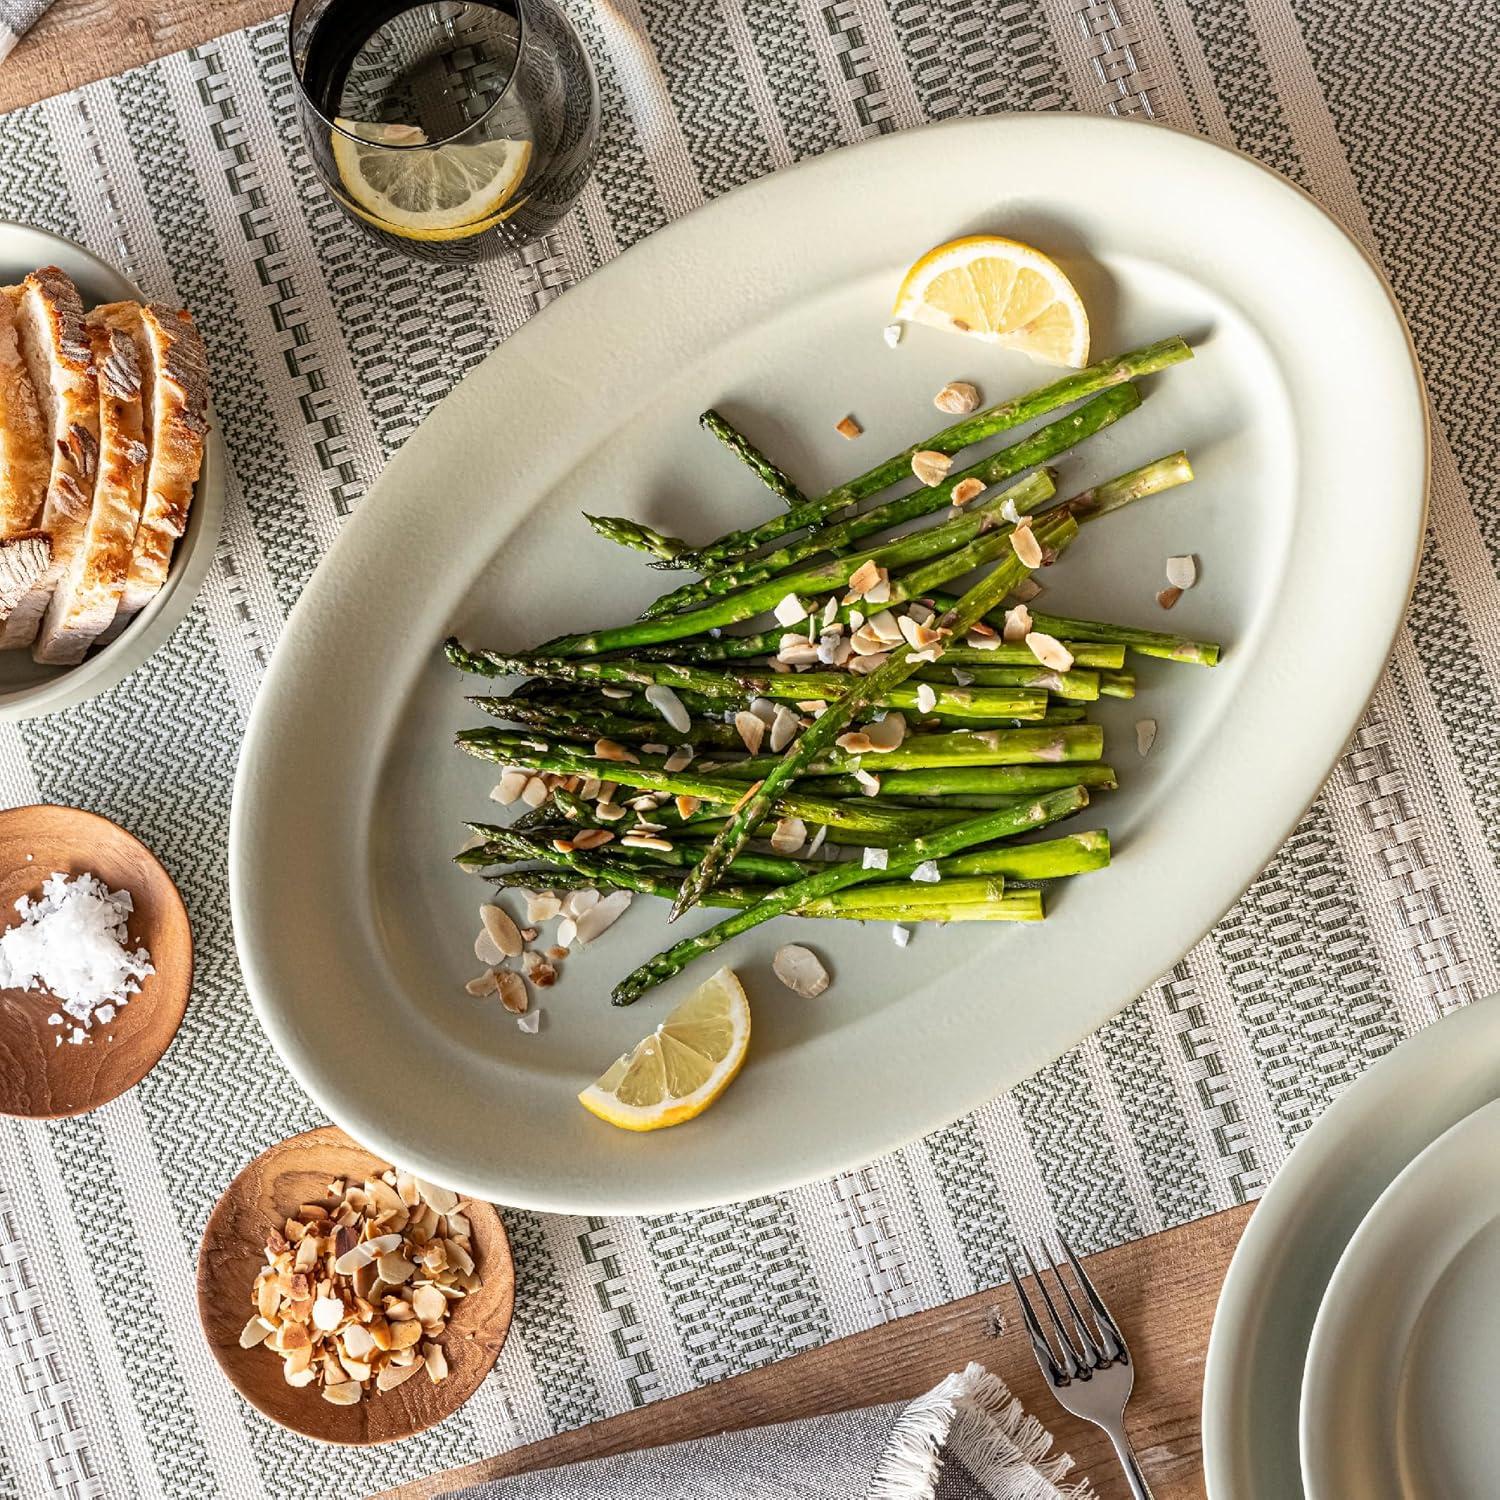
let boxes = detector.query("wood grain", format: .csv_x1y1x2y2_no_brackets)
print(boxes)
0,0,286,113
381,1203,1253,1499
0,803,192,1118
197,1125,516,1446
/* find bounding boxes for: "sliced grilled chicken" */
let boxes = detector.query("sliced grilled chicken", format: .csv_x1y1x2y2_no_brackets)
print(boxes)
0,532,52,620
0,292,50,536
34,322,147,664
0,267,98,649
87,301,208,634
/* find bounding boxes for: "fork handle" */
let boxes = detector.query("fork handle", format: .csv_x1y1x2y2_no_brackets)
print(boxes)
1102,1422,1157,1500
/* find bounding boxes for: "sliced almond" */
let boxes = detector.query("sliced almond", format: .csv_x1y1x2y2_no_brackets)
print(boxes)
911,449,953,487
854,767,881,796
645,682,692,733
1010,525,1043,568
770,816,807,854
424,1342,450,1384
866,609,904,644
521,950,557,988
773,944,831,998
1002,604,1032,643
769,704,802,752
520,775,551,809
1157,585,1182,610
863,712,907,752
1165,554,1197,590
1136,719,1158,757
572,828,614,851
1025,632,1074,672
312,1296,344,1332
663,745,695,772
495,971,529,1015
734,711,766,754
575,889,632,943
950,476,984,506
915,683,937,714
490,769,529,806
239,1317,274,1349
674,794,701,820
773,593,808,627
593,737,639,764
836,731,875,755
321,1380,361,1406
934,380,980,414
965,629,1000,652
846,559,882,598
848,652,890,675
524,891,562,924
479,904,523,958
410,1284,447,1324
376,1360,424,1392
835,414,862,439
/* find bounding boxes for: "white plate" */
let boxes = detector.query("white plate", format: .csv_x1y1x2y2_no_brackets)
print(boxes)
1203,995,1500,1500
230,114,1427,1214
0,223,225,720
1300,1098,1500,1499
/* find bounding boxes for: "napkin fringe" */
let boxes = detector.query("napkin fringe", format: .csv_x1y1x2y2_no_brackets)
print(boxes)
864,1362,1094,1500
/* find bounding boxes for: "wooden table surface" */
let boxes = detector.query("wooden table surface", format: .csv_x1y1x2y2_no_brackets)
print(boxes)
0,10,1252,1497
382,1204,1253,1499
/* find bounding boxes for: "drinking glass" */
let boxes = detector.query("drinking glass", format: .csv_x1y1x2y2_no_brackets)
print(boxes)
287,0,600,262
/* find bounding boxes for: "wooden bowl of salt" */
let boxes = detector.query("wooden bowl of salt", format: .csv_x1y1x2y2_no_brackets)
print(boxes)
0,804,192,1118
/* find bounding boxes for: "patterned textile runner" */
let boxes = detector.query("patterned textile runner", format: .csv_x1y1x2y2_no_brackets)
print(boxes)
0,2,1495,1496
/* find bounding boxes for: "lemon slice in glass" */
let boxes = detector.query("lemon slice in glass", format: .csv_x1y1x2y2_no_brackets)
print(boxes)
331,118,532,237
578,967,751,1132
893,234,1090,368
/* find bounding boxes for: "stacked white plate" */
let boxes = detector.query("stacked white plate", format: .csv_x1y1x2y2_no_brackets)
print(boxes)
1203,992,1500,1498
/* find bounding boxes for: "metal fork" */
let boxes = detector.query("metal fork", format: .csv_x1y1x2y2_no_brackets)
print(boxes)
1004,1236,1156,1500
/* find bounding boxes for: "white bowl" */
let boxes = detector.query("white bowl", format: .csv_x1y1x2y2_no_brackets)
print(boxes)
0,223,225,720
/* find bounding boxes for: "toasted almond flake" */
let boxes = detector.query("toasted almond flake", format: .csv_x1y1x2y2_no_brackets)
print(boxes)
898,615,944,651
675,795,702,820
521,950,557,988
1165,554,1198,590
595,801,626,822
424,1342,450,1384
285,1365,317,1388
965,630,1000,652
593,737,639,764
1025,631,1074,672
911,449,953,487
517,1010,541,1034
915,683,938,713
628,794,661,813
892,924,912,948
575,890,633,943
239,1317,274,1349
555,918,576,948
770,817,807,855
847,559,882,598
773,593,809,627
910,860,941,884
563,889,600,919
572,828,614,851
807,825,829,857
748,697,778,725
641,743,668,756
734,711,766,754
1136,719,1158,757
491,769,529,805
524,891,562,923
520,775,550,808
475,926,505,963
377,1251,416,1283
850,625,888,656
599,686,631,700
848,652,890,675
375,1361,423,1393
822,596,840,626
778,640,822,666
479,904,523,958
798,698,829,714
836,731,875,754
1002,604,1032,643
773,944,831,998
864,712,907,752
835,414,863,439
862,846,889,870
495,971,528,1014
663,745,695,772
321,1380,361,1406
865,609,903,644
769,703,802,752
934,380,980,414
947,476,983,507
863,573,892,605
1010,525,1043,568
411,1284,447,1324
464,970,499,999
1157,585,1183,610
621,833,674,853
854,768,881,796
883,323,903,348
643,683,691,733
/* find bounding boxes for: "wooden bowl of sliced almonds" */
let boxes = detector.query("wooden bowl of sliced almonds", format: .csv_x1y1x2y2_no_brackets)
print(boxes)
196,1125,514,1444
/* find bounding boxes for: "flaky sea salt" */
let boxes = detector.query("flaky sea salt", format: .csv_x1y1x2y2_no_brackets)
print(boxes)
0,872,153,1037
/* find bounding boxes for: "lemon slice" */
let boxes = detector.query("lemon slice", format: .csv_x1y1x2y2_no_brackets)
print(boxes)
578,967,751,1132
893,235,1090,368
331,118,532,236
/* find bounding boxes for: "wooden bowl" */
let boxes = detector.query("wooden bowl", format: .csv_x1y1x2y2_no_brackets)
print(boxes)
0,804,192,1118
197,1125,515,1445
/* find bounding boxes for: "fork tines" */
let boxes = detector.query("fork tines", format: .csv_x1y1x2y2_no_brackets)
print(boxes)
1004,1234,1126,1385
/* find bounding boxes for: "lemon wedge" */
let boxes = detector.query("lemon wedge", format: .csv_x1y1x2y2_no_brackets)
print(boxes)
578,967,751,1132
331,118,532,237
893,235,1090,368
